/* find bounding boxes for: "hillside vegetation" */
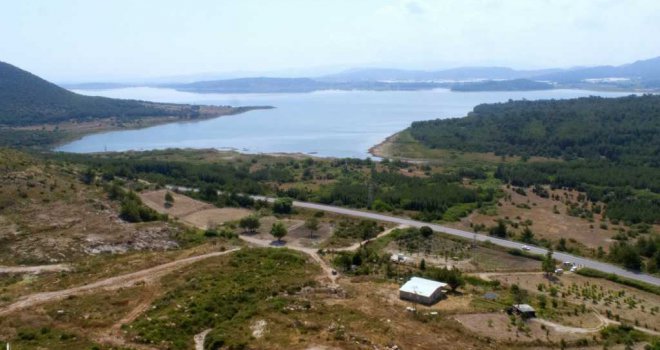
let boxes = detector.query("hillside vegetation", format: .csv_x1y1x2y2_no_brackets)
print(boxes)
409,95,660,163
0,61,216,126
406,95,660,224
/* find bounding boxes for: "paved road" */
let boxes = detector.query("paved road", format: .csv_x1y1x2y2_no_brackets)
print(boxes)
253,196,660,287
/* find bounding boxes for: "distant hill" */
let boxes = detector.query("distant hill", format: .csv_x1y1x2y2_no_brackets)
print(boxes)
57,56,660,94
167,77,447,93
0,61,211,126
450,79,553,92
60,82,137,90
408,94,660,163
534,56,660,86
319,67,561,82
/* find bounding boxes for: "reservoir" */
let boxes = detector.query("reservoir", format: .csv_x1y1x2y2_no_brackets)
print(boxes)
57,88,631,158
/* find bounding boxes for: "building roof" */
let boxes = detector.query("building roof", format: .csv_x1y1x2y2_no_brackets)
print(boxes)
513,304,536,313
399,277,448,298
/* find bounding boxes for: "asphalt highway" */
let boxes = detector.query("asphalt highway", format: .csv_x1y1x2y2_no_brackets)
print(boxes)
252,196,660,286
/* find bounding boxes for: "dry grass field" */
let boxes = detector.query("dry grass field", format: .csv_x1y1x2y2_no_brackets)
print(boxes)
453,186,636,250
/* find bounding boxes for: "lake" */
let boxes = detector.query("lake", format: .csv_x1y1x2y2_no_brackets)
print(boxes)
57,88,632,158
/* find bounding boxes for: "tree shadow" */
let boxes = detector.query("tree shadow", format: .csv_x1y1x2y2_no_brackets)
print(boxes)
270,240,287,247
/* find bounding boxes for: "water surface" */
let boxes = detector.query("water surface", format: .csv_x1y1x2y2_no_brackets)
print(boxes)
57,88,632,158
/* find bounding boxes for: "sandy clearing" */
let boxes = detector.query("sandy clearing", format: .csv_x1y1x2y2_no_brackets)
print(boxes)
140,189,213,217
182,207,252,229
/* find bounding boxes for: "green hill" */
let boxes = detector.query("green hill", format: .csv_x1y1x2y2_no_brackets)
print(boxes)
409,95,660,164
0,61,202,126
403,95,660,224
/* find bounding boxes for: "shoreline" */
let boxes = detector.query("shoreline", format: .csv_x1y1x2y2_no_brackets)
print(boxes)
368,131,401,159
34,105,273,151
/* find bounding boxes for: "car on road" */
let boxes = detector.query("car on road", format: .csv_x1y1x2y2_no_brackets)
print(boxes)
522,245,530,251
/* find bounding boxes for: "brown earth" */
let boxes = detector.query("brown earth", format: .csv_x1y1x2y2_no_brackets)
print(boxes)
140,189,253,229
139,189,214,217
453,186,630,250
455,312,592,344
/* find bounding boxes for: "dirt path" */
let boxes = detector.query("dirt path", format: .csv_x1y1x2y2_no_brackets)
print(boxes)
0,264,71,274
590,308,660,336
194,329,212,350
0,248,240,317
93,287,163,350
474,271,545,281
335,225,408,252
531,314,605,334
239,234,339,285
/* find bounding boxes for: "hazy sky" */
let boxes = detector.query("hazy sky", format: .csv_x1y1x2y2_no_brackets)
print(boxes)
2,0,660,82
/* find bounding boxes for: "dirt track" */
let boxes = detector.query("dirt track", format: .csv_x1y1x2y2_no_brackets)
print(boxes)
0,263,71,274
0,249,239,317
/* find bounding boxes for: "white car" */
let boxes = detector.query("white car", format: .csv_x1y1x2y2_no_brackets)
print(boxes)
521,245,530,251
570,266,578,272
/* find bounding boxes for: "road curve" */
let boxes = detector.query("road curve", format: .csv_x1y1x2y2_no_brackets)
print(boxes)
252,196,660,286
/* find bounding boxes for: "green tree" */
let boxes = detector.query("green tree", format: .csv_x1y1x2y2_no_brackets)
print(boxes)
420,226,433,238
542,249,555,276
164,191,174,203
537,294,547,309
273,198,293,214
520,227,535,243
420,259,426,270
557,238,568,251
120,200,141,222
425,267,464,292
271,221,287,242
489,220,507,238
164,191,174,208
510,283,526,304
239,215,260,233
305,216,319,239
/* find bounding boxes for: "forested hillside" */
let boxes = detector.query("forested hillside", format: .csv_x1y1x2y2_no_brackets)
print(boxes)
409,95,660,163
406,95,660,224
0,61,204,126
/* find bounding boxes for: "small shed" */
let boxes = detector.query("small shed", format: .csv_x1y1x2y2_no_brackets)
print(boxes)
399,277,448,305
512,304,536,318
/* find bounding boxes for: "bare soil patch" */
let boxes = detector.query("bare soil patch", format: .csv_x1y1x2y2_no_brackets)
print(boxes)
454,312,591,343
181,207,252,229
140,189,213,217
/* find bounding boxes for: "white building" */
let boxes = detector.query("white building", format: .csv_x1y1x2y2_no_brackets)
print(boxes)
399,277,448,305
